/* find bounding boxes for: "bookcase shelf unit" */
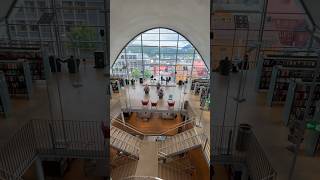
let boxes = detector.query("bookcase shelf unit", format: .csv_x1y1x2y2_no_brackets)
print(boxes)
283,79,320,126
266,66,317,106
0,60,33,98
191,79,209,96
0,49,47,81
0,72,11,117
255,54,317,91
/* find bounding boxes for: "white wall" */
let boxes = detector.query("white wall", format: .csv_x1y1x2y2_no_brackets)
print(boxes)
110,0,210,68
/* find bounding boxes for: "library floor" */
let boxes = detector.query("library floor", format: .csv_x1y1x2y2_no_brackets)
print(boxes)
212,70,320,180
0,63,319,179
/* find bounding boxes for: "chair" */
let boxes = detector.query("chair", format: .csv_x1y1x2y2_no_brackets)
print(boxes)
151,101,158,108
141,99,149,107
168,100,175,108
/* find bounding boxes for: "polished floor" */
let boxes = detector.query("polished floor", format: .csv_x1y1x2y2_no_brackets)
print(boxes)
0,61,106,141
114,82,211,139
212,70,320,180
125,112,183,135
188,148,210,180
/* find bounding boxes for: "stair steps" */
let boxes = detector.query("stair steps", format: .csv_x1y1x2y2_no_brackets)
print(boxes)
158,128,202,157
111,161,138,180
158,163,193,180
110,126,142,157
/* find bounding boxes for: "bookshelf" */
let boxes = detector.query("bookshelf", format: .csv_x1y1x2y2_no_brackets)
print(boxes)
0,72,11,117
283,79,320,126
0,51,47,81
255,54,317,91
267,66,316,106
191,79,209,95
0,60,33,98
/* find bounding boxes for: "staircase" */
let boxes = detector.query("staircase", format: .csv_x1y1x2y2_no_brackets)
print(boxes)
83,159,108,177
135,141,158,177
111,154,137,168
158,163,193,180
0,168,22,180
158,128,203,157
111,161,138,180
110,126,142,157
163,155,195,173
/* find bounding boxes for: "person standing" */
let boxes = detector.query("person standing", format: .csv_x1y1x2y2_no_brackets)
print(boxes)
219,56,231,76
76,58,80,72
64,56,77,74
49,55,63,73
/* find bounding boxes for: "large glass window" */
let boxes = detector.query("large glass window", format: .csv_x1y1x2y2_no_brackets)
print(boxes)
112,28,209,81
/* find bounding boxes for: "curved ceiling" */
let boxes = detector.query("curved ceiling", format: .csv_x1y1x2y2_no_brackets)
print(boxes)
110,0,210,69
111,28,209,80
112,27,207,67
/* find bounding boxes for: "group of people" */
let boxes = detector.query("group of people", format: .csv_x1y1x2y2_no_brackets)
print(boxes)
49,55,86,74
143,83,164,99
218,54,249,75
161,76,172,85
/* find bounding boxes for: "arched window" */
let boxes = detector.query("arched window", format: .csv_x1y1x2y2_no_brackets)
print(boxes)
112,28,208,81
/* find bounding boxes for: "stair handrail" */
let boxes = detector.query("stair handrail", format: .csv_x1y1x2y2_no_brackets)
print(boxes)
111,117,146,136
110,153,138,167
199,134,210,164
158,133,205,156
111,113,197,137
162,155,195,172
110,131,141,157
0,168,22,180
158,118,197,136
122,176,163,180
260,172,277,180
193,127,210,162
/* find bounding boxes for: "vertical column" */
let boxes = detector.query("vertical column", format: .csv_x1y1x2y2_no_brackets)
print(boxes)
255,0,269,62
35,158,45,180
104,0,110,179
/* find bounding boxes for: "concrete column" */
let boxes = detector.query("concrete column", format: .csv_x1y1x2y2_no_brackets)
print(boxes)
35,158,45,180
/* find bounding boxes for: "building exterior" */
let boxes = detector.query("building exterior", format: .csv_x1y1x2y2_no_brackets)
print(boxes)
5,0,105,59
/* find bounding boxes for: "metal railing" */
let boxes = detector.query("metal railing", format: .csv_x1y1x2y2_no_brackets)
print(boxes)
158,133,204,157
0,168,23,180
122,176,163,180
111,114,197,137
211,126,277,180
0,120,37,177
0,119,107,179
111,117,145,136
110,131,140,157
164,155,195,172
121,105,182,113
198,132,210,165
246,134,277,180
